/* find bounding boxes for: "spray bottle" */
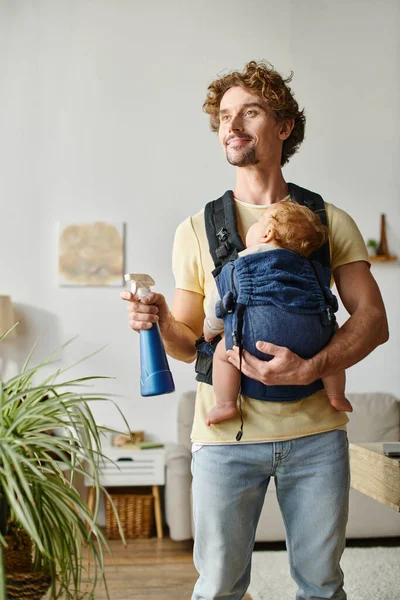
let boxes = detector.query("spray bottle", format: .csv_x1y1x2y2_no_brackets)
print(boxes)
124,273,175,397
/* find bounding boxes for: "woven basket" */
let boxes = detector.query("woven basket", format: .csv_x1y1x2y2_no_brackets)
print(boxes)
4,530,51,599
6,571,51,600
106,490,154,539
3,530,32,572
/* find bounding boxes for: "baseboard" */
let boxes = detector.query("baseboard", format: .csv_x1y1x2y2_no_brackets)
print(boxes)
253,536,400,552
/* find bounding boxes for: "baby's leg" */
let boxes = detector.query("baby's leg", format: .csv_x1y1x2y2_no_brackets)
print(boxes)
323,370,353,412
205,340,241,425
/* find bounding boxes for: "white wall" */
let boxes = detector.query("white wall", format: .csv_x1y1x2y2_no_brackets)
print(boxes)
1,0,399,444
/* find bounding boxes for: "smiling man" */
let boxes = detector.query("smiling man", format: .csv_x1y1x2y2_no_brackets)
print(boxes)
220,93,290,169
221,100,262,166
121,61,388,600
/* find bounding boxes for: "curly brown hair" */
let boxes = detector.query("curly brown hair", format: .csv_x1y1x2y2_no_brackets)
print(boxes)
268,202,328,257
203,60,306,166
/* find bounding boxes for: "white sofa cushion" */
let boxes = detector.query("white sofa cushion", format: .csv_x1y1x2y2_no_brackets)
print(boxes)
346,393,400,442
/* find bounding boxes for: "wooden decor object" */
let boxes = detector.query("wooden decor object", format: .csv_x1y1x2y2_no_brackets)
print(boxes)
377,214,389,256
370,213,397,263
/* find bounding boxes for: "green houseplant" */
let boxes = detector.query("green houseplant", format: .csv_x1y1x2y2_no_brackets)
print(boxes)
366,238,378,256
0,327,127,599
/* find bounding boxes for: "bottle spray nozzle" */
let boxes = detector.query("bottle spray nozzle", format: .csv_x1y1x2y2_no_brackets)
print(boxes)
124,273,155,300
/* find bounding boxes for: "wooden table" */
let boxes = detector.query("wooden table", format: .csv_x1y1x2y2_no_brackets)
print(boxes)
349,443,400,512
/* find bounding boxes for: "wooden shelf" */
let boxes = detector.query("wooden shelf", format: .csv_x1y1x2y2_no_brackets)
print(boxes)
369,255,398,263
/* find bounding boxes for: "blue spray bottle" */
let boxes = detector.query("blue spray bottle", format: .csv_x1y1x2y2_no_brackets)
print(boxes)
125,273,175,397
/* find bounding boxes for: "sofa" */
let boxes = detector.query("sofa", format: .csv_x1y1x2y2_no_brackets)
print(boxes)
165,391,400,541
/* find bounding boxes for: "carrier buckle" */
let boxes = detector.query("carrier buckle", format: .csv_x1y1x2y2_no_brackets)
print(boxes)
216,227,229,242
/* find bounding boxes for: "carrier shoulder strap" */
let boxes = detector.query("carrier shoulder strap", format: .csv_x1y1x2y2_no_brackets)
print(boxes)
204,190,245,276
287,182,330,272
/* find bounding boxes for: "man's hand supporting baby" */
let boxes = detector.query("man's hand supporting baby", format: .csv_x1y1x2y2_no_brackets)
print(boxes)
227,341,315,386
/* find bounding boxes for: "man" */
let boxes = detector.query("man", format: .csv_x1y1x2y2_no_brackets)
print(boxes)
121,61,388,600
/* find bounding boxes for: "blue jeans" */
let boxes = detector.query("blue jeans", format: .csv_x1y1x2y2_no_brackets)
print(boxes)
191,430,350,600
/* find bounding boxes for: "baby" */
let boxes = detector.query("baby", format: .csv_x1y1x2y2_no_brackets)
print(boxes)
204,201,353,426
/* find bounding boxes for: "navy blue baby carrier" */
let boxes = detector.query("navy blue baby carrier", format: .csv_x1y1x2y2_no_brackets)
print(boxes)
194,183,339,438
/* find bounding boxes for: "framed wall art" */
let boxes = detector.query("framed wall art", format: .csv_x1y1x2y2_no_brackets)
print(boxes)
57,221,125,287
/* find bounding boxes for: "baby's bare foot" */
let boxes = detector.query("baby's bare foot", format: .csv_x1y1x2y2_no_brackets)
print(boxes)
329,396,353,413
205,404,239,426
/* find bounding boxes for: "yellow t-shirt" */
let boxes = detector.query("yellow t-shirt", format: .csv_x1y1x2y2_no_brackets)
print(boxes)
172,197,370,444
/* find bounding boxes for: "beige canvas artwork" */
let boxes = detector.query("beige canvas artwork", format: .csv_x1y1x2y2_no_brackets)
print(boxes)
58,221,125,286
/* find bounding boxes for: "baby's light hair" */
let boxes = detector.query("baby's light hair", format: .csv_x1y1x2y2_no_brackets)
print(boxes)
268,202,328,257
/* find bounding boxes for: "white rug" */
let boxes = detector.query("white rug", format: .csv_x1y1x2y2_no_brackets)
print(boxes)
248,547,400,600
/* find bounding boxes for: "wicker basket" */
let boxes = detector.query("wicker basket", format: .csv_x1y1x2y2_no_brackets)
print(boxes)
3,530,32,572
4,530,51,599
6,571,51,600
106,489,154,539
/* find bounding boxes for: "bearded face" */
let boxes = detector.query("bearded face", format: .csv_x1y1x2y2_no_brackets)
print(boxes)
218,87,288,171
224,133,259,167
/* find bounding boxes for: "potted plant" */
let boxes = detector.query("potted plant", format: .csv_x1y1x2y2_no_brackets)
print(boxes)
366,238,378,256
0,327,127,599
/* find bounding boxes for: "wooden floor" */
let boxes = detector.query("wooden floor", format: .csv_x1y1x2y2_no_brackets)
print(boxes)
53,537,253,599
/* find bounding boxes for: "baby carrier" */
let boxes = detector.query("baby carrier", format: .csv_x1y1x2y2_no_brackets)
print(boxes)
214,247,338,403
195,183,339,424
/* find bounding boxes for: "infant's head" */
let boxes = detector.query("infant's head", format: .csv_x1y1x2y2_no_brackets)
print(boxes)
246,201,328,257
